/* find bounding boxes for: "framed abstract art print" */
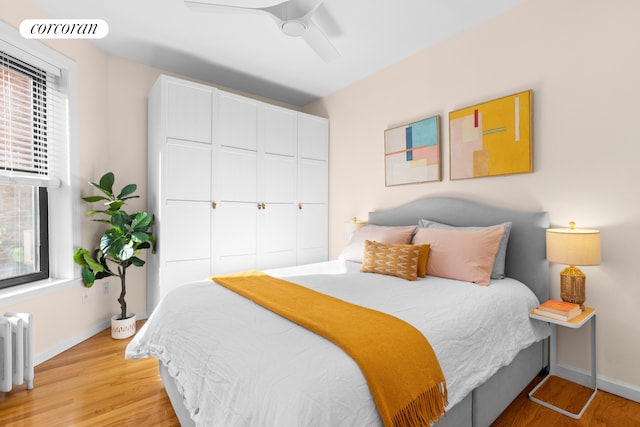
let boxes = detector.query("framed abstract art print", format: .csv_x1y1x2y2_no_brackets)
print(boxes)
449,90,532,180
384,115,441,186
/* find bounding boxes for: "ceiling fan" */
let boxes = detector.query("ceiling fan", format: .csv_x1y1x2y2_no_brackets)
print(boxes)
184,0,340,63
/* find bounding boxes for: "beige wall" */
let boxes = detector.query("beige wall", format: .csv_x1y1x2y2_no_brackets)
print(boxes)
304,0,640,392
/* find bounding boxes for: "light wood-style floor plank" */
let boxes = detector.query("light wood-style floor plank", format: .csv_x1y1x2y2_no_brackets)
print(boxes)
1,322,639,426
492,374,640,426
0,321,179,426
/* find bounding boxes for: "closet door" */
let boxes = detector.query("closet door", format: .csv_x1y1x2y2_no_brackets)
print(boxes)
297,113,329,265
163,139,213,293
257,104,298,269
212,91,259,274
147,76,214,311
166,80,212,143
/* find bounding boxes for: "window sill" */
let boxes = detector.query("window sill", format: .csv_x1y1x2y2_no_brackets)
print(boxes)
0,277,82,307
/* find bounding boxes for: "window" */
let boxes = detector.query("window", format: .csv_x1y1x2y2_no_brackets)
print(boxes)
0,22,77,292
0,186,48,286
0,51,52,288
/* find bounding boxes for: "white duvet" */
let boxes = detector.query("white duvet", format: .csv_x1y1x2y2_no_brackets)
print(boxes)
125,260,550,426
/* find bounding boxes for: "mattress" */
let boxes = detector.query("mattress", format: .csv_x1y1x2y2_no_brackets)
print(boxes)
125,260,550,426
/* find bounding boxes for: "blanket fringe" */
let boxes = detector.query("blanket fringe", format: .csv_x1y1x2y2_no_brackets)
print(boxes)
391,382,448,427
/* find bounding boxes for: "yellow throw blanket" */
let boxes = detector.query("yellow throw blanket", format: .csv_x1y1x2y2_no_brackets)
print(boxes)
212,271,448,427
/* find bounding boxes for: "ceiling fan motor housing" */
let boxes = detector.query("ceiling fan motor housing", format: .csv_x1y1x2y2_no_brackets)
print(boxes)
281,20,307,37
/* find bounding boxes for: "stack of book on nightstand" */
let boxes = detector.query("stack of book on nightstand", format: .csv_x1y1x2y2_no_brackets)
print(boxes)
533,300,582,321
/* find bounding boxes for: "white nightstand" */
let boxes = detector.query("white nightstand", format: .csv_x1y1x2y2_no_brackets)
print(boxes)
528,306,597,419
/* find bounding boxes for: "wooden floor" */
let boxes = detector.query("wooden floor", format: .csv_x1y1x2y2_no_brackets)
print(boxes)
492,374,640,427
1,322,639,426
0,321,179,426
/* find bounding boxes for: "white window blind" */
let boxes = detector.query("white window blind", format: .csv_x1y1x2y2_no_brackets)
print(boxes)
0,49,61,187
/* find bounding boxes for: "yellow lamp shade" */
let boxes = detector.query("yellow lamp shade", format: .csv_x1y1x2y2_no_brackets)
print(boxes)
546,225,601,266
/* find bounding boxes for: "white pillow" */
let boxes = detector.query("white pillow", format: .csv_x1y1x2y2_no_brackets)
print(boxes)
338,225,416,263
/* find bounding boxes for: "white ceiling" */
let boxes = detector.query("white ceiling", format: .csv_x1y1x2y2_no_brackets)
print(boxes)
29,0,525,106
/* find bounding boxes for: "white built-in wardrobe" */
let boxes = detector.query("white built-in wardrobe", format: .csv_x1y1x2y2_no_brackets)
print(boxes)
147,75,328,312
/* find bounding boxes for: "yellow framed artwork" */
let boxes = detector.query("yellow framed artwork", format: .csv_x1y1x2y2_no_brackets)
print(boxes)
384,115,441,186
449,90,532,180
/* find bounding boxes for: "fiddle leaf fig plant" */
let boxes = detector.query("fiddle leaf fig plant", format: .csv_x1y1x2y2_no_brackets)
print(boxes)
73,172,155,321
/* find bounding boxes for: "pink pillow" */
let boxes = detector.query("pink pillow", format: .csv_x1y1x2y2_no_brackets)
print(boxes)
412,227,505,286
339,225,416,263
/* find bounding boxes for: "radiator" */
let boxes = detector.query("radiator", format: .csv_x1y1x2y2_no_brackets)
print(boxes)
0,313,34,392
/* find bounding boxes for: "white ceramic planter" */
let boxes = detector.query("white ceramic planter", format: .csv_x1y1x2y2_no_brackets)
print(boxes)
111,313,136,339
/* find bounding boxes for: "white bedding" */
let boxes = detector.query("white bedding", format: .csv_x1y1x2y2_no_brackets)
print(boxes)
125,260,550,426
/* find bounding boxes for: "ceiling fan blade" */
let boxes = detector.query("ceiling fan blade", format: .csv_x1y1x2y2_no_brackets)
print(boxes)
302,19,340,63
186,0,285,9
184,0,315,18
264,0,324,21
184,0,284,16
184,0,338,62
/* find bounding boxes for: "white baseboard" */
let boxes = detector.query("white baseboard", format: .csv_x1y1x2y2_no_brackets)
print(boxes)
34,311,148,366
35,319,110,365
556,363,640,404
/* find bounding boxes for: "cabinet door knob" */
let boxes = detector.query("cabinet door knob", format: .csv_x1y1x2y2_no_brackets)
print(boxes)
298,203,303,210
261,202,266,210
211,201,217,209
257,202,262,210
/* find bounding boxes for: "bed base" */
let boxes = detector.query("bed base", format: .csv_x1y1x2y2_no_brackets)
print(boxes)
159,340,545,427
160,362,194,426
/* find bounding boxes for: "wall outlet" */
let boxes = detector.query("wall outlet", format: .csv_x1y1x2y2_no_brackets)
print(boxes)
82,290,89,304
103,282,109,296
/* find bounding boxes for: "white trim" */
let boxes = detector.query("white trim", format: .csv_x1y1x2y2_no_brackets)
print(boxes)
0,172,61,188
0,16,81,284
0,277,81,307
35,319,110,365
556,363,640,404
34,311,148,365
0,25,61,76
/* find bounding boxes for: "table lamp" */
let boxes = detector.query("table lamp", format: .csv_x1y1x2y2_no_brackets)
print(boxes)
546,221,601,308
344,217,367,241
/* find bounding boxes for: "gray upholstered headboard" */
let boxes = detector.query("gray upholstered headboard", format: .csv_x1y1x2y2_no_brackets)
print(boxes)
367,197,549,303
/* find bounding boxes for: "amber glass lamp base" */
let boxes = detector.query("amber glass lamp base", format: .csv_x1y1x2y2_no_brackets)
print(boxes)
560,265,586,308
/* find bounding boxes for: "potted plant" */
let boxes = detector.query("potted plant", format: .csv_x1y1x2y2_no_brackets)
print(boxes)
73,172,155,339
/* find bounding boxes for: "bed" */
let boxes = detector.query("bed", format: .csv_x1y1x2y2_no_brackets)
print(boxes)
126,197,551,427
